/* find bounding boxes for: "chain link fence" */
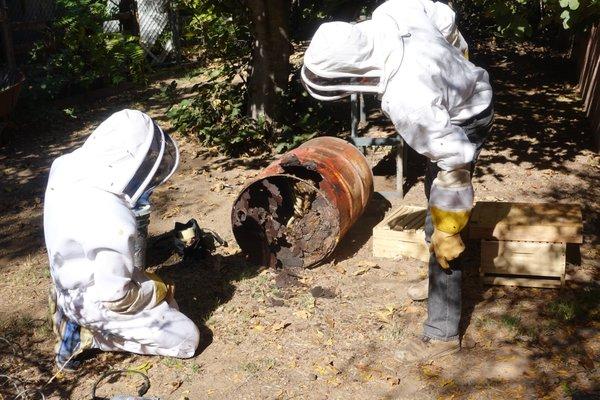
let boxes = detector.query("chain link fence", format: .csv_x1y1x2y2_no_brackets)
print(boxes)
3,0,181,66
136,0,181,65
5,0,56,61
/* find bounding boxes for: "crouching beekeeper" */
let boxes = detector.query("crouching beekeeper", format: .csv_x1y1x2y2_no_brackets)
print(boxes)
44,109,199,370
301,0,493,362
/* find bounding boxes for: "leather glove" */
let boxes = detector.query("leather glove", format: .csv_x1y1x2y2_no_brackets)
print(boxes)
145,271,169,305
430,228,465,269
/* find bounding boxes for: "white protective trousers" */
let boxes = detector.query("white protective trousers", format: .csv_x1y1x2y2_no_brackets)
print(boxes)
92,299,199,358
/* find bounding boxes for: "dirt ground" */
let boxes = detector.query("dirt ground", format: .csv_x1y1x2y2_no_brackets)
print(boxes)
1,42,599,399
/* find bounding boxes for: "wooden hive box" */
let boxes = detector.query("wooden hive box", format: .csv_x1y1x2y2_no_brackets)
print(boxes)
469,202,582,288
372,205,429,262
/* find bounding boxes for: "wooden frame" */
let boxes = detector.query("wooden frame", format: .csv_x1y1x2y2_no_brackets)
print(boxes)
480,240,567,288
372,205,429,262
469,202,582,243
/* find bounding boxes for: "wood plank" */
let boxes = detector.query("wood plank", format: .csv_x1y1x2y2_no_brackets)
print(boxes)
391,209,425,231
381,205,421,229
403,209,427,230
384,205,409,229
482,275,563,289
372,237,430,262
481,240,566,277
373,205,429,262
469,202,582,243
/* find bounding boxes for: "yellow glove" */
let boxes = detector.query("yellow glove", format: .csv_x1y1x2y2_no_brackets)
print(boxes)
430,228,465,269
145,271,169,305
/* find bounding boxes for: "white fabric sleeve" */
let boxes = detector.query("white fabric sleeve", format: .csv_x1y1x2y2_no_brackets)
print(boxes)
93,250,159,313
92,250,136,302
426,1,469,56
382,91,476,170
430,169,473,212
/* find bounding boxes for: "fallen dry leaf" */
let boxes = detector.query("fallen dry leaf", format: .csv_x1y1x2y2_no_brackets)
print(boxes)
252,323,265,331
404,305,422,314
441,378,456,387
129,361,153,375
387,376,401,386
353,267,370,276
324,315,335,329
166,379,183,393
376,311,393,323
352,261,379,276
334,264,347,274
210,182,225,192
162,206,181,219
579,354,595,371
294,310,312,319
420,364,441,379
271,321,291,332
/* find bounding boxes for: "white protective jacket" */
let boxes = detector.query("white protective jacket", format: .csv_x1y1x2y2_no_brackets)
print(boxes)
302,0,493,234
303,0,492,171
44,109,199,358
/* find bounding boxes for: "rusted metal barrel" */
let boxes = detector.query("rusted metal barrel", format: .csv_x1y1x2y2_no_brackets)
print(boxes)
231,136,373,268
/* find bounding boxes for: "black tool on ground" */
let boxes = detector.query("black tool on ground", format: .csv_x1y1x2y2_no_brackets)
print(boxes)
91,370,159,400
173,218,227,258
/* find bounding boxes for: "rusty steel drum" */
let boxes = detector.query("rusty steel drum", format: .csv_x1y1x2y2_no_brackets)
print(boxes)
231,136,373,268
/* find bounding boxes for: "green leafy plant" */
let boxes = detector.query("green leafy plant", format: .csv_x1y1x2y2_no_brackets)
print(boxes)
167,71,273,155
177,0,251,65
28,0,148,99
167,63,348,155
480,0,600,39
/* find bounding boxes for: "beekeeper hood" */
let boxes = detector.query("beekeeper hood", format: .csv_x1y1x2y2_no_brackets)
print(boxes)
49,109,179,207
301,19,407,101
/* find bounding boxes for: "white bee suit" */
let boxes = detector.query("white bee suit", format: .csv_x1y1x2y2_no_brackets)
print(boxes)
44,109,199,358
303,0,492,171
302,0,493,240
374,0,492,171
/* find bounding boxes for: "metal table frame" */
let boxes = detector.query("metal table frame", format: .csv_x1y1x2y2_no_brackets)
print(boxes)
348,93,407,199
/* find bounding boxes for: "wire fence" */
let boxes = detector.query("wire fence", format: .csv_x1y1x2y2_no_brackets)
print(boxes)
5,0,56,60
3,0,181,66
136,0,181,65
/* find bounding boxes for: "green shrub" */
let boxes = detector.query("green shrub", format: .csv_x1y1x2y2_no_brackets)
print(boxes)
453,0,600,41
167,64,349,155
177,0,251,64
167,74,273,155
28,0,147,100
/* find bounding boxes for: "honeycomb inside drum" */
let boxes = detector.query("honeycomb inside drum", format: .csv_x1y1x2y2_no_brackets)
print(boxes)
232,174,340,269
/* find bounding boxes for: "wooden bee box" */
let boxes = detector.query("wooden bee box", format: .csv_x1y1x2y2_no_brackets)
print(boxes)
470,202,582,288
480,240,566,288
372,205,430,262
469,202,583,243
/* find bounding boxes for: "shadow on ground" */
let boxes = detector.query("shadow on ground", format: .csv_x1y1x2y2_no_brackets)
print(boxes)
147,235,262,353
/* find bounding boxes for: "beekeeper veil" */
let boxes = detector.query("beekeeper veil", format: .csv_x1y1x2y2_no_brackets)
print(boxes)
301,18,408,101
301,21,379,101
73,109,179,207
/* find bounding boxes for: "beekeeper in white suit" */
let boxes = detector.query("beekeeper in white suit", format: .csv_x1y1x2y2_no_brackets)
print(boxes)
44,109,199,370
301,0,494,362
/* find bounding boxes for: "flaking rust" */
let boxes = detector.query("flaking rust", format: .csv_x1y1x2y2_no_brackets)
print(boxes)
232,137,373,269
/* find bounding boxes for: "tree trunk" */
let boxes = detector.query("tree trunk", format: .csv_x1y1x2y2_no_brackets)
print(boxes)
119,0,140,36
246,0,291,122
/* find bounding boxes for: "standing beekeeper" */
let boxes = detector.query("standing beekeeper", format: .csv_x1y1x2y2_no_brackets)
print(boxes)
44,109,199,371
301,0,493,362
